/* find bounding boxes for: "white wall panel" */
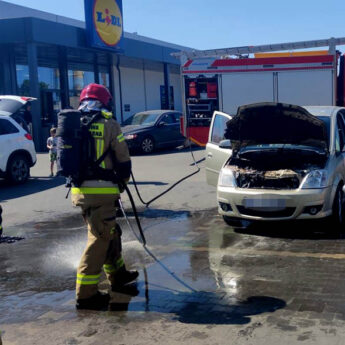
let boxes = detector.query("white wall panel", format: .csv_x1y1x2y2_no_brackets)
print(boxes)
120,66,146,120
170,73,182,111
144,68,164,110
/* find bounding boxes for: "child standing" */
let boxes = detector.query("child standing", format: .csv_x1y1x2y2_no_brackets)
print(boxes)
47,128,57,177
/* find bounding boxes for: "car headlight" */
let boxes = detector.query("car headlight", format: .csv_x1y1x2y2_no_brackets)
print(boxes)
124,134,137,140
301,170,328,189
218,168,237,187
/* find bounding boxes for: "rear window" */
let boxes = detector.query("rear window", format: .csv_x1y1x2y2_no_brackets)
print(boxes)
0,118,19,135
0,99,24,115
124,113,161,126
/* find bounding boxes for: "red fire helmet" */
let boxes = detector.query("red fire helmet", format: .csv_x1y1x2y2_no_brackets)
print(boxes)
80,83,112,107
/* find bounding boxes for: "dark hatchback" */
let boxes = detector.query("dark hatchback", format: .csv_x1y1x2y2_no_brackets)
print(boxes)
121,110,185,153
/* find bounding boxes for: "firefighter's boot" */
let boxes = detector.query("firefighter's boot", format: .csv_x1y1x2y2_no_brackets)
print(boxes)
76,291,110,310
112,266,139,292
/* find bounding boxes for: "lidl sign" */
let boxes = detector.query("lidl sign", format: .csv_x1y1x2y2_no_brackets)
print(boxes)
85,0,124,52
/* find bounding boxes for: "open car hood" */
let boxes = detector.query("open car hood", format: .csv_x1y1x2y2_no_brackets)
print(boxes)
225,103,328,153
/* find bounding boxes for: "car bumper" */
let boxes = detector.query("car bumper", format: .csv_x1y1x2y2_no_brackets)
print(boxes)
217,186,333,221
125,139,141,150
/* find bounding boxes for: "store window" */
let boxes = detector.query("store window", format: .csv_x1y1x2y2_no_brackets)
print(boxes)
37,67,61,126
38,67,60,90
68,69,95,109
99,72,110,88
16,65,30,96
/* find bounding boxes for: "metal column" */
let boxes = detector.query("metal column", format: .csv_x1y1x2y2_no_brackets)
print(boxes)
107,53,115,112
0,45,17,94
27,43,42,151
94,53,100,84
58,46,70,109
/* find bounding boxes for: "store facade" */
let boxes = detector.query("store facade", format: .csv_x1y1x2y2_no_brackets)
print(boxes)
0,3,187,150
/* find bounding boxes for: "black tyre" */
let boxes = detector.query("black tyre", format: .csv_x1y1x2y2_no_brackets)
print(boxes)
141,137,155,154
331,184,345,230
6,154,30,184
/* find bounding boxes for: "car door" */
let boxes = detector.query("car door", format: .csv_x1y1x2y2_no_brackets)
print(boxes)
155,113,178,147
205,111,232,186
336,110,345,181
0,118,20,172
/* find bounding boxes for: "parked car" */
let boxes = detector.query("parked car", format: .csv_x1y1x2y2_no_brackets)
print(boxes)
0,96,37,184
206,102,345,228
121,110,185,153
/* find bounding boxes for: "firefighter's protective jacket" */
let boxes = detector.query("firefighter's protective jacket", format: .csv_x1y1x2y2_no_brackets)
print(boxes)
71,111,131,202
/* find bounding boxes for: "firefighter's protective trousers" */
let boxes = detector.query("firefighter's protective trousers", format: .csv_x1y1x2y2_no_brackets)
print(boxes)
72,113,131,300
72,192,124,299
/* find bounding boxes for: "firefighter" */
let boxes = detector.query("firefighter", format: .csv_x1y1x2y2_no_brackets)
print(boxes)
72,83,138,310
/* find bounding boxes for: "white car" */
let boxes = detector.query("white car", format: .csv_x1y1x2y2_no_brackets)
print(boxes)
0,96,37,184
206,103,345,228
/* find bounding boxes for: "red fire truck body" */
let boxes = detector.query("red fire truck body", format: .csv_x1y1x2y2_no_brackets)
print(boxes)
178,39,345,146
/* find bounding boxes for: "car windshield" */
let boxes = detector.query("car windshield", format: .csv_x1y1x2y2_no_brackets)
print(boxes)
125,113,160,126
318,116,330,143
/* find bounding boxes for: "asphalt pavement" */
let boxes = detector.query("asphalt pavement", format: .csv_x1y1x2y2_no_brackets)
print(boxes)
1,148,345,344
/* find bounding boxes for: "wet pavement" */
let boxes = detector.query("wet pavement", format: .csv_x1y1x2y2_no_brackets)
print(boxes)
2,208,345,344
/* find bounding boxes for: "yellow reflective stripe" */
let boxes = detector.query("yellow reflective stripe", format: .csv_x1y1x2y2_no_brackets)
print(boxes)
71,187,120,195
101,110,112,119
76,280,99,285
76,273,100,285
96,139,101,159
100,140,105,168
103,264,117,274
77,274,101,279
110,227,116,235
117,133,125,143
95,139,106,169
115,257,125,269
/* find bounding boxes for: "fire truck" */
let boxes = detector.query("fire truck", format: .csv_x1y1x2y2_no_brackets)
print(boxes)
175,37,345,146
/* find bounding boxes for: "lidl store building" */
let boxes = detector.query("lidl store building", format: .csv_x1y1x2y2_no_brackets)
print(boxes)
0,1,189,150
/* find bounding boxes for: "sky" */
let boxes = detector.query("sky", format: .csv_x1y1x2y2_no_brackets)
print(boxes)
3,0,345,50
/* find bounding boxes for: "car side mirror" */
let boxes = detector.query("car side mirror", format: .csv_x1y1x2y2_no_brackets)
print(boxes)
219,139,231,149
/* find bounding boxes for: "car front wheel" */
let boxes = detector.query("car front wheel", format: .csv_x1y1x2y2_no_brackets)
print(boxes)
141,137,155,154
6,154,30,184
331,185,345,230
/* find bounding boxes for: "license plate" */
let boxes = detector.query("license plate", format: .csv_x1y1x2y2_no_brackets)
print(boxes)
244,198,286,208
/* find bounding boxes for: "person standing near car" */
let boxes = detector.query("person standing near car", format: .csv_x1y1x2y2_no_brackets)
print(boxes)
70,83,138,310
23,103,32,133
46,127,57,177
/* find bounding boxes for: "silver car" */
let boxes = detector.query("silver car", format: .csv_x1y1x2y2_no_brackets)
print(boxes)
206,103,345,228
